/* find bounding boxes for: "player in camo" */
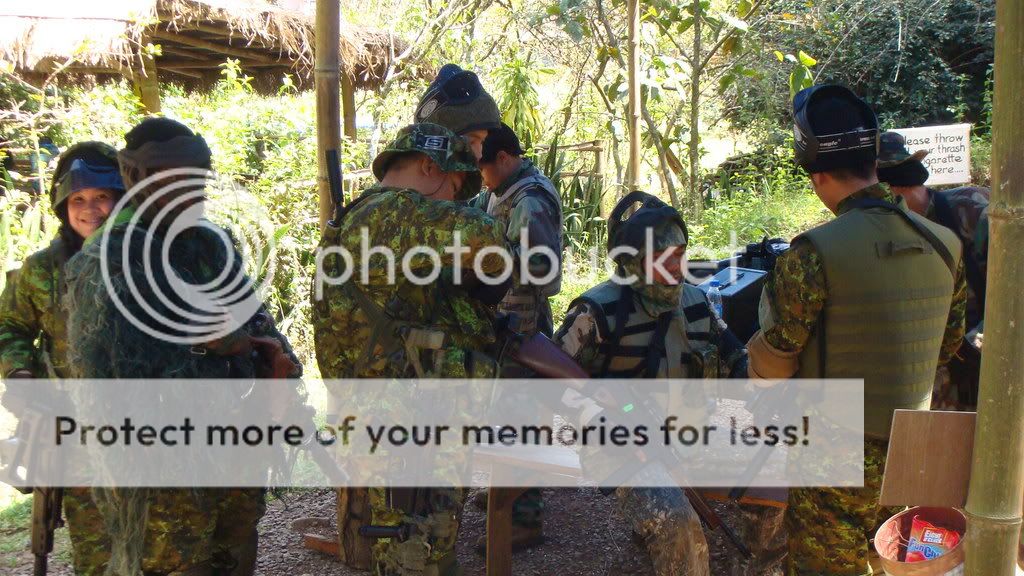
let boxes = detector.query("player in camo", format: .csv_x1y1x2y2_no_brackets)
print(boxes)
64,118,300,575
312,123,514,576
748,86,966,575
877,130,988,410
0,141,124,576
554,192,785,576
416,64,560,552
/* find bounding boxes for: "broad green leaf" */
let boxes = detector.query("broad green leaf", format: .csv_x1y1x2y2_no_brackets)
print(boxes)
798,50,817,67
738,0,752,17
774,50,785,62
677,17,694,33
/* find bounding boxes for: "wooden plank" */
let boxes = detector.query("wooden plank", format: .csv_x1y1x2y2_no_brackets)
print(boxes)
149,29,279,65
879,409,976,507
336,487,372,569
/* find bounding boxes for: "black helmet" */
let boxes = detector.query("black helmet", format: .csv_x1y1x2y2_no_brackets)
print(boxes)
607,191,688,264
792,84,879,173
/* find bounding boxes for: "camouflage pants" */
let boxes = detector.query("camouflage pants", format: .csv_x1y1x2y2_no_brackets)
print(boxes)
738,503,787,576
615,462,710,576
65,487,112,576
69,487,265,575
369,487,464,576
786,439,897,576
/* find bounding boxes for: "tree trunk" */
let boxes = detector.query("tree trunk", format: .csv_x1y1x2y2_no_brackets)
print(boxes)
964,0,1024,573
688,0,702,219
626,0,641,189
315,0,341,231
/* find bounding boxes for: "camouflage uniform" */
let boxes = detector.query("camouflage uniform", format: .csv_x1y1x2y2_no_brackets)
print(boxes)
759,184,966,576
0,239,71,379
66,205,294,572
468,159,562,336
0,238,116,575
921,186,989,411
312,124,509,576
554,204,783,576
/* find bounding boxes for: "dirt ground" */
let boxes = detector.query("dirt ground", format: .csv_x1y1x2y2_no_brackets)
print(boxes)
256,488,778,576
1,487,777,575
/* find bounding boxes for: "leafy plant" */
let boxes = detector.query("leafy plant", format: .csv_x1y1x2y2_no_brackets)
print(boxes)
494,52,553,150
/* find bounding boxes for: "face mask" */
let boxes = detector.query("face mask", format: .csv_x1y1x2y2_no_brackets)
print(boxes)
621,255,683,316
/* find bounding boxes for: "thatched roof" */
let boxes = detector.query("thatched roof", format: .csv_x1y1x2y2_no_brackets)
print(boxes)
0,0,408,92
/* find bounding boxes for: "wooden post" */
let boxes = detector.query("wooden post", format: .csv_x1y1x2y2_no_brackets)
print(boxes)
625,0,641,190
133,35,161,114
315,0,341,231
341,73,358,144
964,0,1024,573
336,487,373,569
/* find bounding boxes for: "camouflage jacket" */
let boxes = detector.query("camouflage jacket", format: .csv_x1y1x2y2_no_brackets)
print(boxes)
65,207,299,379
470,160,562,334
763,184,967,365
312,186,512,379
0,238,72,378
924,185,989,328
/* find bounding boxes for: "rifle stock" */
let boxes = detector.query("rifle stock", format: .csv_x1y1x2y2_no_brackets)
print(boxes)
32,487,63,576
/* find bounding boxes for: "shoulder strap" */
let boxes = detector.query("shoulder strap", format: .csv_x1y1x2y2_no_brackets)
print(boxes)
644,312,674,378
844,198,957,279
931,192,986,316
490,175,557,212
599,284,633,378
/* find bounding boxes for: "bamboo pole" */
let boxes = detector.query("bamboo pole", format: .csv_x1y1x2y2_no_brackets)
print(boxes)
964,0,1024,573
315,0,341,231
133,35,162,114
341,72,358,143
626,0,641,190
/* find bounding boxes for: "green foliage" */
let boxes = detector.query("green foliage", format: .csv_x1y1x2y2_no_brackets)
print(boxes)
494,52,553,150
537,137,607,257
693,144,830,256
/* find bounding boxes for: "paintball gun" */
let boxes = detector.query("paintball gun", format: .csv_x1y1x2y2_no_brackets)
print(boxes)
326,149,344,226
1,382,67,576
505,330,752,558
31,488,63,576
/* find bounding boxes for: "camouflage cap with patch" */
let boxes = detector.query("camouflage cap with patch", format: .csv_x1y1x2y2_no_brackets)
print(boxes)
372,123,482,201
878,131,929,168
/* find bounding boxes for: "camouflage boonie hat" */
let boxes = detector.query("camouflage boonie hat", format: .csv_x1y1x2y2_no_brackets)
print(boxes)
878,131,929,168
371,123,482,201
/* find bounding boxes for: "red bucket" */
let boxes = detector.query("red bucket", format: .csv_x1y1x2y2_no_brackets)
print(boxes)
874,507,965,576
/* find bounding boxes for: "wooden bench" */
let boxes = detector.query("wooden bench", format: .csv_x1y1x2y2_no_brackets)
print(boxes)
472,444,787,576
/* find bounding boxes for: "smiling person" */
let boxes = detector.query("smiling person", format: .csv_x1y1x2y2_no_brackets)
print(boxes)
0,141,124,575
552,192,764,576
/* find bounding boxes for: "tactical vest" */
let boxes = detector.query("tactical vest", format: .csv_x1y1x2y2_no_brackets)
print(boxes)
571,281,717,420
485,174,562,335
796,199,961,439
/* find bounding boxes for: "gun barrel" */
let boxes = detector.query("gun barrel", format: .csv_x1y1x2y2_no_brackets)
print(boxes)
359,524,411,541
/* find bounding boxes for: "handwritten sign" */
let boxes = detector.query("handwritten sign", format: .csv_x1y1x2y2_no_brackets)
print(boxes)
889,124,972,186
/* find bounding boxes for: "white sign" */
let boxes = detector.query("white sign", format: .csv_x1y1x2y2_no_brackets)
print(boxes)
890,123,972,186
